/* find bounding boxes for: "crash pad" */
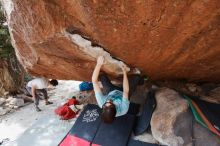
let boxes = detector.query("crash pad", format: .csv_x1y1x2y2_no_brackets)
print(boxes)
134,90,156,135
191,96,220,132
184,96,208,128
69,104,102,142
184,95,220,137
59,104,137,146
127,102,140,115
79,82,93,91
59,135,90,146
92,114,135,146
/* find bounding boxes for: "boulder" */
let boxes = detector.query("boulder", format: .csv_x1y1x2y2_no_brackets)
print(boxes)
173,109,193,146
9,98,24,107
6,96,14,102
0,57,24,96
151,88,189,146
0,107,10,116
0,98,6,105
2,0,220,82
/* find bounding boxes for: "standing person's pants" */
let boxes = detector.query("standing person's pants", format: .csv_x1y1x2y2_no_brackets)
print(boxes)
26,86,48,106
99,74,141,97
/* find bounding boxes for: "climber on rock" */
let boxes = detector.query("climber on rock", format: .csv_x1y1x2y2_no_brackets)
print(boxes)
26,78,58,112
92,56,142,123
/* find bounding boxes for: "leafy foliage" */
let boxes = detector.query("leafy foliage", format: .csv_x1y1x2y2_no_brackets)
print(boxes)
0,2,14,59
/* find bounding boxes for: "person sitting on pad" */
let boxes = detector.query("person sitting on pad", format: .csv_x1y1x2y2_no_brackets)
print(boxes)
92,56,142,123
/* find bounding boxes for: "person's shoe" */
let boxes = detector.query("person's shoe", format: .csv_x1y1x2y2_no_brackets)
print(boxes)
45,101,53,105
36,106,42,112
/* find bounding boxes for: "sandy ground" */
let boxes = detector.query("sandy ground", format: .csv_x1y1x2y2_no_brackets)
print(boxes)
0,80,82,146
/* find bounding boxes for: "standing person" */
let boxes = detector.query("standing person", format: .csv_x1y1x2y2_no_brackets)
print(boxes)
92,56,141,123
26,78,58,111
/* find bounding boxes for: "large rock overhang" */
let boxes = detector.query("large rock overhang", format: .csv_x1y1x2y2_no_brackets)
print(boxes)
2,0,220,82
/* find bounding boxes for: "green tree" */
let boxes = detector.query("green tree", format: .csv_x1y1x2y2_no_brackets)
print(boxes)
0,2,13,58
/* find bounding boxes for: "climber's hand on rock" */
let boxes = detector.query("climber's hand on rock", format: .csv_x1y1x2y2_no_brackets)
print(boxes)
120,62,128,73
97,56,105,66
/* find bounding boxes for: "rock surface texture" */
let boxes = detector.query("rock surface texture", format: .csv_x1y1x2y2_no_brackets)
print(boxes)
2,0,220,81
0,58,24,96
151,88,189,146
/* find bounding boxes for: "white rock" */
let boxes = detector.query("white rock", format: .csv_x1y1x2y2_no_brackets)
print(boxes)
0,107,9,116
3,92,9,96
6,96,14,102
5,103,10,107
9,98,24,107
13,106,19,109
9,104,14,108
134,132,158,144
0,98,6,105
151,85,159,90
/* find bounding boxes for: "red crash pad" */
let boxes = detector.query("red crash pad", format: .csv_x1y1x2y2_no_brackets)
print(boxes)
59,135,91,146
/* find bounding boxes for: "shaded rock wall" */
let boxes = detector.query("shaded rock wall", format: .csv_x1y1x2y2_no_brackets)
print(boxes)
0,56,24,96
2,0,220,81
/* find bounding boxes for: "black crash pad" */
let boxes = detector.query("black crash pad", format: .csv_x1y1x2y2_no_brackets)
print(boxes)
69,104,102,142
92,114,135,146
134,90,156,135
127,102,140,115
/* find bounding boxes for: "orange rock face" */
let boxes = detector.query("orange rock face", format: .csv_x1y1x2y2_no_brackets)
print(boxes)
2,0,220,81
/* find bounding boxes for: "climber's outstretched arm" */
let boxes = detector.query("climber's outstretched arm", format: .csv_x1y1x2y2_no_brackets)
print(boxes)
92,56,105,93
